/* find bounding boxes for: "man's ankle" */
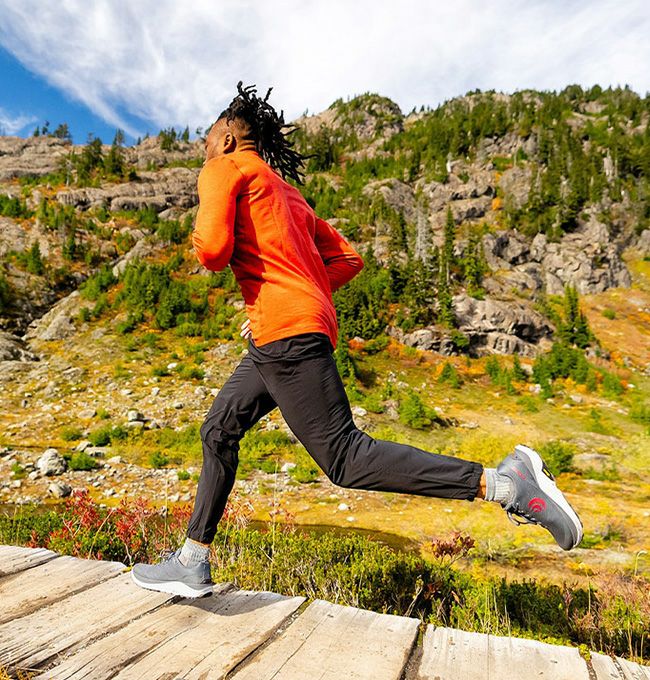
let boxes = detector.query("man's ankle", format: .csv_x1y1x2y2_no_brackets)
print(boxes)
483,468,512,504
179,537,211,566
476,471,487,499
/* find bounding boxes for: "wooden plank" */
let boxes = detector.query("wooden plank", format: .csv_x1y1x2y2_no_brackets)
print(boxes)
591,653,625,679
230,599,419,680
416,625,590,680
616,657,650,680
37,588,303,680
116,590,305,680
416,626,488,680
0,571,175,674
0,554,125,624
0,545,58,576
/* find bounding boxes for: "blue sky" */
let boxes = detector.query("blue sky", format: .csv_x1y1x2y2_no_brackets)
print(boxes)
0,0,649,145
0,46,150,143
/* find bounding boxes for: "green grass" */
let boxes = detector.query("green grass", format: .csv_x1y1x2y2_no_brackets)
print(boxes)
67,451,99,471
60,426,84,442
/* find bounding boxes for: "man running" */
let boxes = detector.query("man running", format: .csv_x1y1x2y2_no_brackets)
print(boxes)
131,83,583,598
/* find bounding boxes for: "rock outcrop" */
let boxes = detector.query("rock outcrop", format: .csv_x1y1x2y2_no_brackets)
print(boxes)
0,136,72,180
56,167,198,212
296,95,403,144
453,294,553,357
388,294,553,357
0,331,39,361
24,290,87,342
636,229,650,257
482,218,631,295
387,325,458,356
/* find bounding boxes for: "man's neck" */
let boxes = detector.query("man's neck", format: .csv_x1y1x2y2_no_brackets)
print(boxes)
234,139,257,153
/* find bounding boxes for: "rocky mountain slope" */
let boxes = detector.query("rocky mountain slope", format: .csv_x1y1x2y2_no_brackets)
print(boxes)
1,87,649,419
0,90,649,592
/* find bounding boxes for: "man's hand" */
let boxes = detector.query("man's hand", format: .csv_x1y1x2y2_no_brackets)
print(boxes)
240,318,252,339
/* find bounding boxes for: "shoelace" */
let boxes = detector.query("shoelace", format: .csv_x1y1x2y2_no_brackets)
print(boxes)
505,507,539,527
158,547,178,562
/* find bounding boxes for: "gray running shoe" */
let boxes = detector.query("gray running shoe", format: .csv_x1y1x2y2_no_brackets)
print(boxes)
131,548,214,598
497,444,583,550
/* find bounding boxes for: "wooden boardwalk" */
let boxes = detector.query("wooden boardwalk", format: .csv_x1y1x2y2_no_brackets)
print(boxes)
0,545,648,679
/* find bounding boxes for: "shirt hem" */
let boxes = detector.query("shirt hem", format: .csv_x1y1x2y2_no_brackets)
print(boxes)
253,325,337,350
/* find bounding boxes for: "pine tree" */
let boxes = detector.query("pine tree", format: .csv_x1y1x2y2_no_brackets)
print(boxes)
462,232,486,297
512,353,527,381
437,258,454,327
0,271,11,313
403,254,436,325
443,206,455,279
26,242,45,275
76,136,104,184
104,131,125,177
53,123,72,141
390,211,408,251
309,125,337,171
62,227,78,261
437,207,455,326
558,285,592,348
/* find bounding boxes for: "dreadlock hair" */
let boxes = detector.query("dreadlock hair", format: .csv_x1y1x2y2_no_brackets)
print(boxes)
215,81,307,184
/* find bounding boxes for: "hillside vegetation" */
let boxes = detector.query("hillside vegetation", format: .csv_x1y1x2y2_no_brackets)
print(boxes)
0,84,649,662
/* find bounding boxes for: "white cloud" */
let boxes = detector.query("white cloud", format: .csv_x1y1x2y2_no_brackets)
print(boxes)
0,107,36,135
0,0,648,136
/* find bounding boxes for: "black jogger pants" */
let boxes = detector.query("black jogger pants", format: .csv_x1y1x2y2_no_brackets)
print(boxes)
186,342,483,544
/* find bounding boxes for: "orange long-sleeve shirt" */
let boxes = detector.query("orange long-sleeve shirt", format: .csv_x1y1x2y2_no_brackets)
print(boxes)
192,148,364,349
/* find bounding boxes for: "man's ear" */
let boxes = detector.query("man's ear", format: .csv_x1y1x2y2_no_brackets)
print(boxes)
222,132,236,153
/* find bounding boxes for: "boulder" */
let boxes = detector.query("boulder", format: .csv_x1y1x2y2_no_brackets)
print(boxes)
387,326,457,356
24,290,84,342
362,178,416,222
111,237,162,278
637,229,650,257
48,482,72,498
482,231,530,269
85,447,107,458
453,294,553,357
0,331,39,361
36,448,67,476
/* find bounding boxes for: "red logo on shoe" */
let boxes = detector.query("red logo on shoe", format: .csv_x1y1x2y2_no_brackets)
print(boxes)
528,497,546,513
514,468,527,480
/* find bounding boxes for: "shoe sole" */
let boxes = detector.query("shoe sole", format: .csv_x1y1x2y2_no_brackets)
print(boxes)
130,569,214,598
515,444,583,548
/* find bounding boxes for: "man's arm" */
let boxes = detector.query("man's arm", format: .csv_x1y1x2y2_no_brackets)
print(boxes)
314,216,364,292
192,157,245,271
